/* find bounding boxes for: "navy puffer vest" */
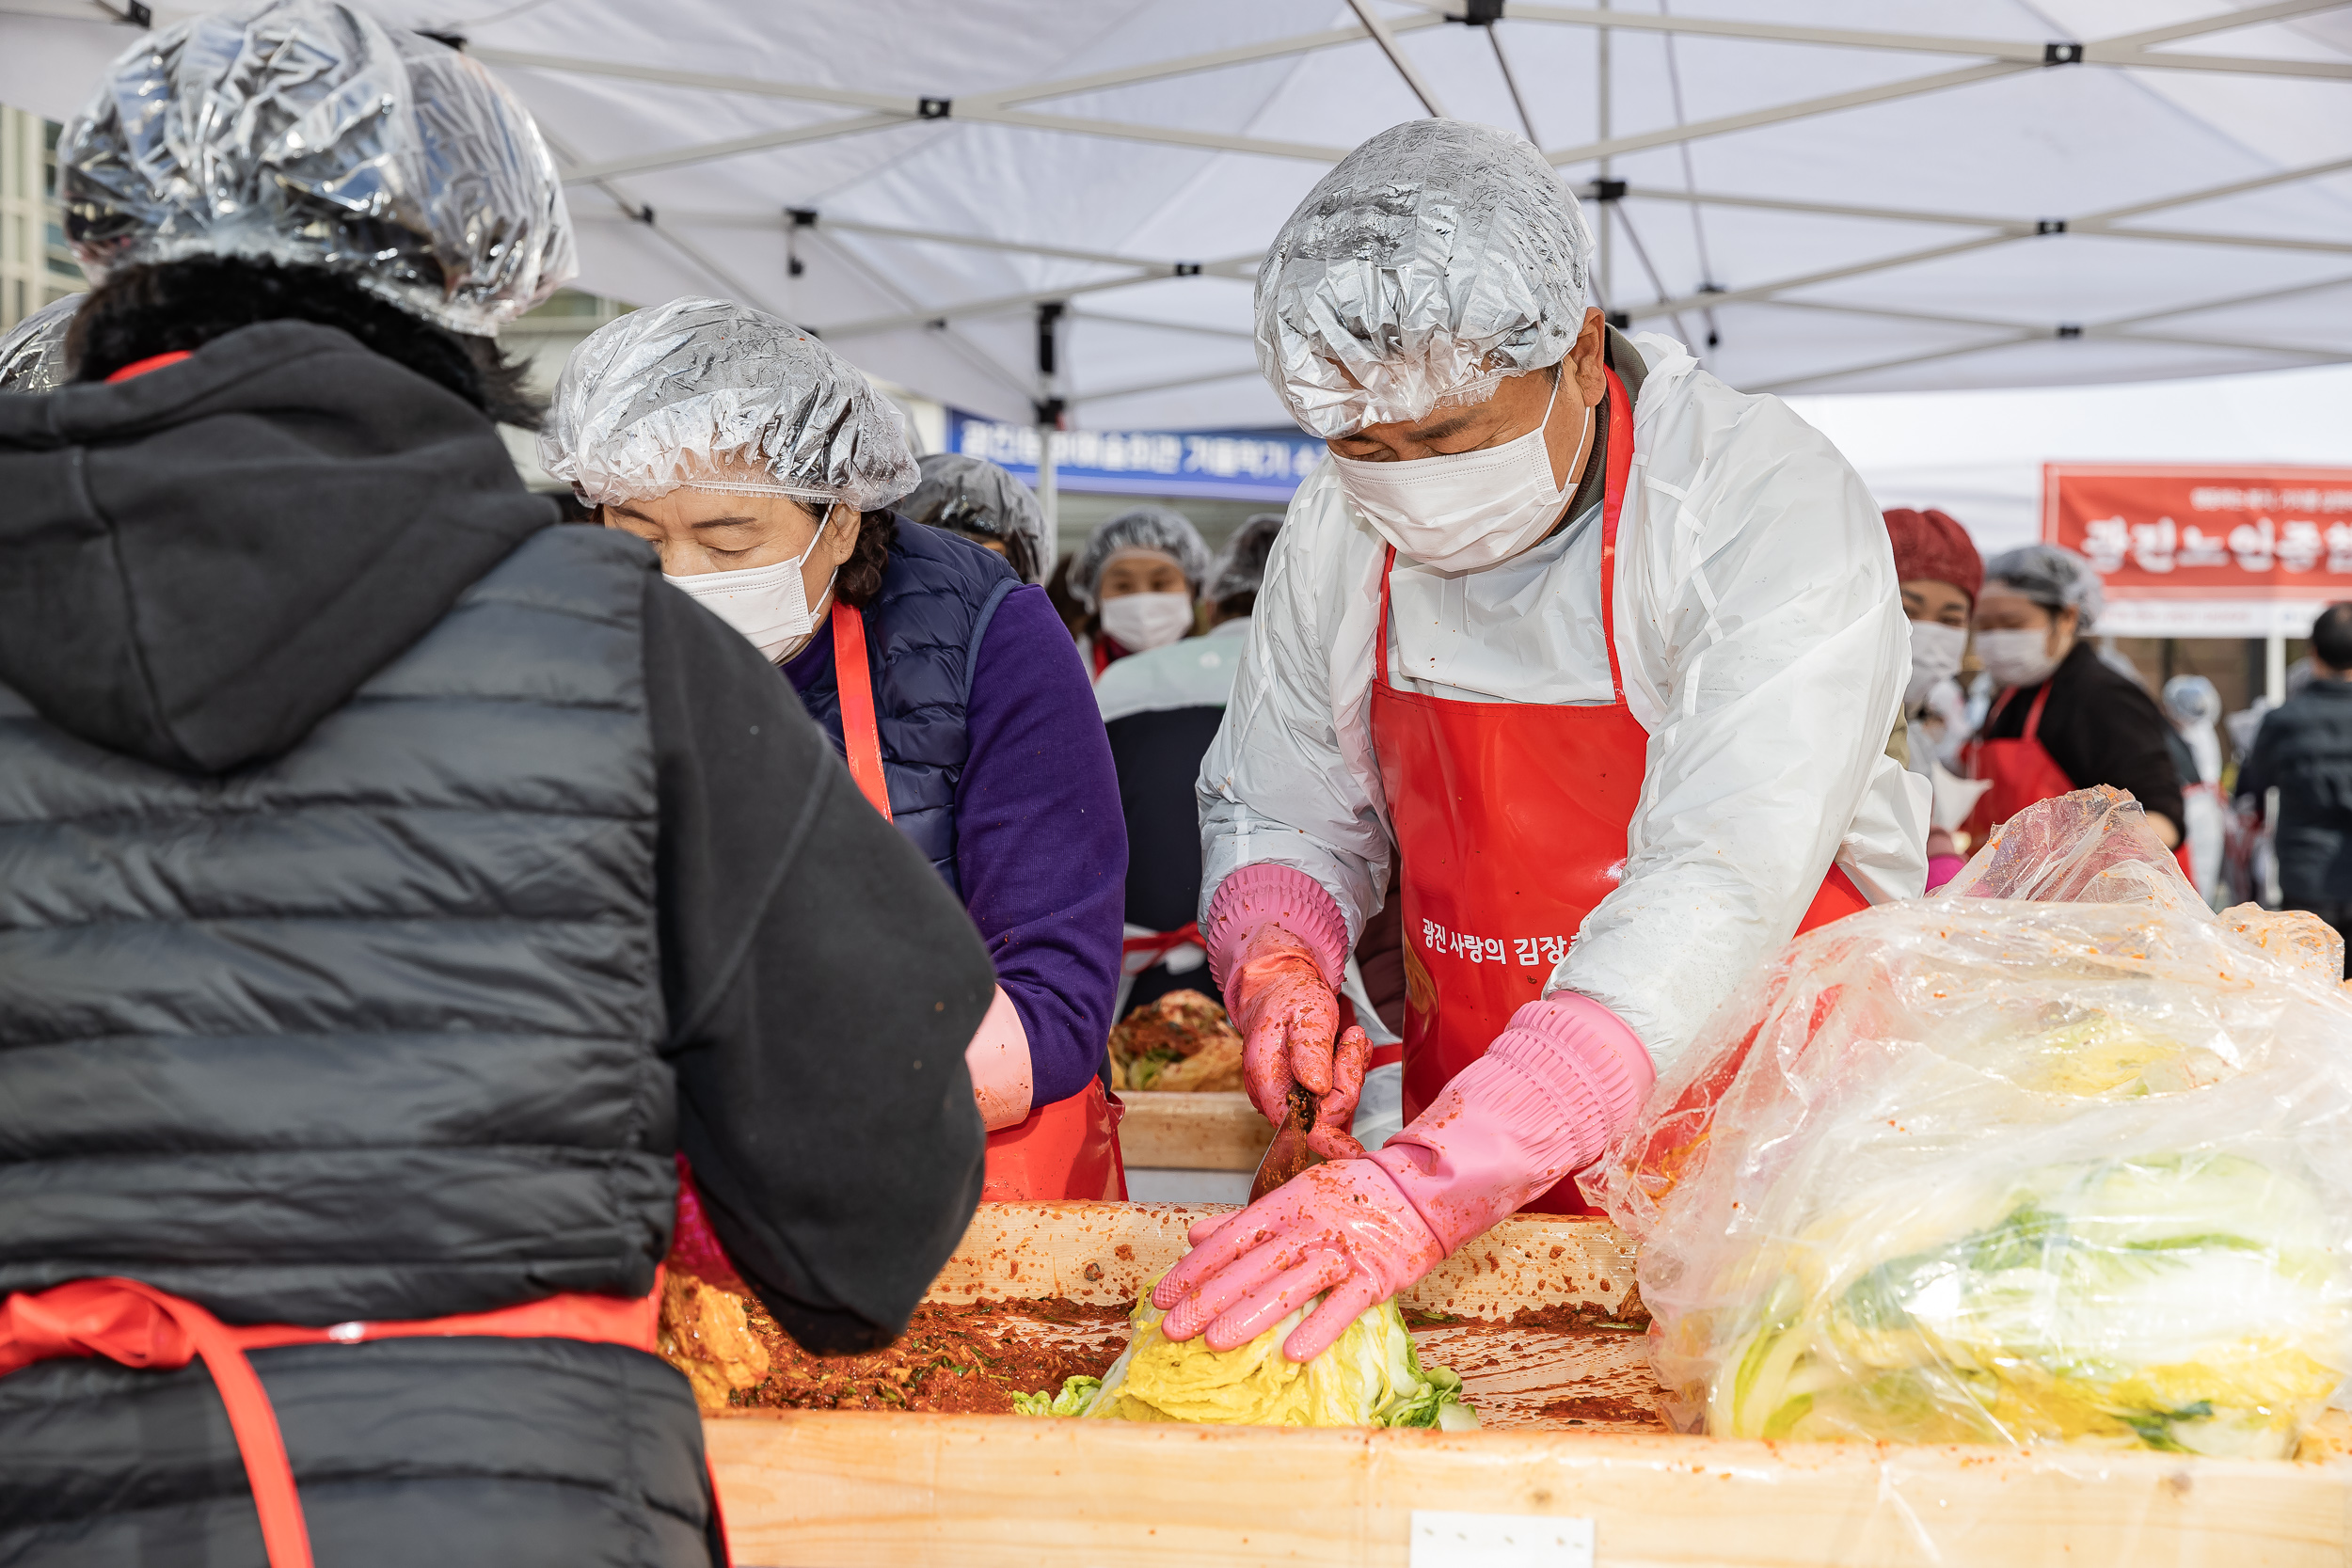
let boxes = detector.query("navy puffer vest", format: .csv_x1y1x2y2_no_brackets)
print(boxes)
794,522,1019,892
0,525,675,1324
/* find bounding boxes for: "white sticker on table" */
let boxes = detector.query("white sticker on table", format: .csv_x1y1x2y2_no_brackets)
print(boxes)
1409,1510,1595,1568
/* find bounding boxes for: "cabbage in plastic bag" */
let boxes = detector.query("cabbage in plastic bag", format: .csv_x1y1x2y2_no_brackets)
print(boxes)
1016,1277,1475,1429
1591,788,2352,1455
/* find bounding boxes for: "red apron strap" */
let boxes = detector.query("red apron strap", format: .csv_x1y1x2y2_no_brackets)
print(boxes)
1596,364,1635,703
1122,922,1204,969
830,603,893,821
1,1279,314,1568
104,350,192,383
1375,546,1400,692
2019,678,2055,742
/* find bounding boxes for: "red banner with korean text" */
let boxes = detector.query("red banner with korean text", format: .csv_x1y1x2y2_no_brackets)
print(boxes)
2043,464,2352,601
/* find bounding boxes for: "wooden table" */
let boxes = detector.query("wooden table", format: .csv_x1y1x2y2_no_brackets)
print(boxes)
705,1201,2352,1568
1114,1090,1272,1170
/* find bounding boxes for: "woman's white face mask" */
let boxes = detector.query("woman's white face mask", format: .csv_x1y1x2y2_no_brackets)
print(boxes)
1976,626,2062,689
1100,591,1194,653
1905,621,1969,710
663,509,835,662
1329,372,1591,573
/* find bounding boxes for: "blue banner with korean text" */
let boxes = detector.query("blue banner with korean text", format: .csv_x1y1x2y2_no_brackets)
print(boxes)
947,411,1326,502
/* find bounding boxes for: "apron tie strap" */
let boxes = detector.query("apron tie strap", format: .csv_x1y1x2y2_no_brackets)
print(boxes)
832,602,893,820
0,1275,704,1568
1,1279,314,1568
1121,921,1204,974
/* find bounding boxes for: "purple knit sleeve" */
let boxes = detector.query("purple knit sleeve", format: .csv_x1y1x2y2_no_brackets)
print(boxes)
954,586,1127,1107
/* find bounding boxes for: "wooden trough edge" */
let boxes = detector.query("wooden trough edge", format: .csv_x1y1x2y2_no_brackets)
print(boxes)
707,1411,2352,1568
702,1201,2352,1568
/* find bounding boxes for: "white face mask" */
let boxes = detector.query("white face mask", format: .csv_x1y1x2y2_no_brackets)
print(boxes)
1905,620,1968,710
1329,372,1592,574
1976,626,2061,689
663,509,834,663
1100,591,1194,653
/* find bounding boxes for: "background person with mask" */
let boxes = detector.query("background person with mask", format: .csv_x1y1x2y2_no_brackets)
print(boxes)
0,8,990,1563
1964,543,2183,852
2165,673,2230,903
1096,513,1284,1020
1152,119,1926,1366
1883,506,1983,889
1070,504,1212,678
900,450,1049,585
542,297,1128,1203
2236,604,2352,971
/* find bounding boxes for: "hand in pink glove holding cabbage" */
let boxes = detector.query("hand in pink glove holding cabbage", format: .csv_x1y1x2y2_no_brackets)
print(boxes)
1153,993,1655,1362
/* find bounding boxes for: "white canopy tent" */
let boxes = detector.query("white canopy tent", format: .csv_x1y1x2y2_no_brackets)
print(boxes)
2,0,2347,437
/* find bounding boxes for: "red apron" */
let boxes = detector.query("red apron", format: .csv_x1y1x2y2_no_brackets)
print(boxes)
0,1275,710,1568
1960,679,2197,879
831,605,1127,1202
1367,366,1870,1214
1960,683,2074,844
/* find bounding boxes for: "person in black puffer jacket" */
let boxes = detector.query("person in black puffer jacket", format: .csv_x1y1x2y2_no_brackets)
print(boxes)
2239,603,2352,974
0,8,993,1565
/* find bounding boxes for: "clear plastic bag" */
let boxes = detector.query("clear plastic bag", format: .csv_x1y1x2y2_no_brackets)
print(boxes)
1590,787,2352,1456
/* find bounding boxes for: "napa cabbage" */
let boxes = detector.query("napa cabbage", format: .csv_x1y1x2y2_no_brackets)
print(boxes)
1710,1151,2351,1457
1016,1285,1476,1430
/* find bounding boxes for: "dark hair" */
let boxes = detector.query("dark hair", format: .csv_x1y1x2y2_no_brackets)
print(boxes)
945,524,1039,587
2314,603,2352,673
836,511,898,610
68,256,544,428
1043,550,1089,638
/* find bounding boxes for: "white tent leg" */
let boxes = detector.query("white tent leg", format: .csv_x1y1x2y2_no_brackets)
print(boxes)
1037,423,1058,558
2268,631,2288,705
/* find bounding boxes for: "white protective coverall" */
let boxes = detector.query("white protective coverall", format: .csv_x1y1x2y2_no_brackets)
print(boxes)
1199,330,1930,1075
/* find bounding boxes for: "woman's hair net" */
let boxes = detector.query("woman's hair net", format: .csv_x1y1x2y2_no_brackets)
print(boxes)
539,296,919,513
2162,673,2222,729
901,451,1048,583
1985,543,2106,631
1205,513,1285,605
0,294,82,392
58,0,574,337
1070,505,1211,610
1255,119,1595,440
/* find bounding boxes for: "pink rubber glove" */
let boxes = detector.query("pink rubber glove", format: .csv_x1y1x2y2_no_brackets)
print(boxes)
1203,865,1353,1134
1924,854,1966,893
1152,994,1654,1362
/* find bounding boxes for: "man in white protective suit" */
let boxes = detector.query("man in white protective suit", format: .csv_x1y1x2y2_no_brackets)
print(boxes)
1151,119,1930,1364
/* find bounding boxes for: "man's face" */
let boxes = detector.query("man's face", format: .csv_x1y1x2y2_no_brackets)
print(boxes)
1325,306,1611,492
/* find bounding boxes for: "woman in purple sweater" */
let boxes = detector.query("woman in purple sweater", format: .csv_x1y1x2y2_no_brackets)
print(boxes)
542,297,1128,1200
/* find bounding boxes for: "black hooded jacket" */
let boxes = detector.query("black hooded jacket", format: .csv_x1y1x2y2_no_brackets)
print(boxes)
0,323,993,1566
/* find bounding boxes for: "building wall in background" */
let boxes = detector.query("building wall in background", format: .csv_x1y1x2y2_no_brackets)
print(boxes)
0,106,75,334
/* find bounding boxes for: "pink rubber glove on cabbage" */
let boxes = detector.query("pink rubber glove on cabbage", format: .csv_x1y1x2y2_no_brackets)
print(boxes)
1152,993,1655,1362
1204,864,1362,1157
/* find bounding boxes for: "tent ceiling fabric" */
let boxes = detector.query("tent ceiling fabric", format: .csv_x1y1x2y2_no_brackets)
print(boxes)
2,0,2347,428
